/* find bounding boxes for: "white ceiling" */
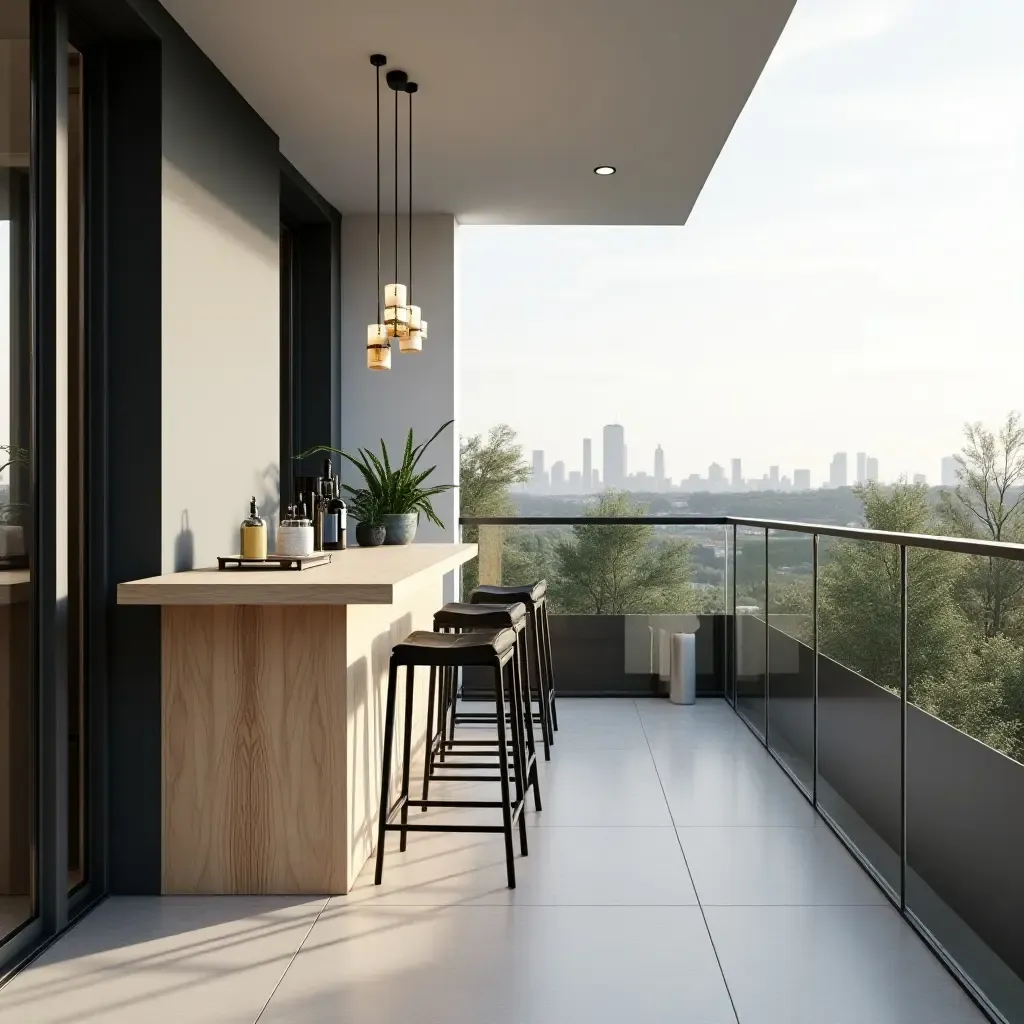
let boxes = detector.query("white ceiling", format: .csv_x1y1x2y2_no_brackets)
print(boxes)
160,0,795,225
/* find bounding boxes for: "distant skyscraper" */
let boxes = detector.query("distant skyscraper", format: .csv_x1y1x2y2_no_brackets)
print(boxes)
769,465,779,487
551,461,566,493
794,468,811,490
569,470,582,492
603,424,626,491
866,457,879,483
592,468,600,491
654,445,665,491
941,455,959,487
913,473,927,486
731,458,742,488
708,462,725,486
829,452,848,488
531,450,546,492
856,451,867,485
582,439,592,493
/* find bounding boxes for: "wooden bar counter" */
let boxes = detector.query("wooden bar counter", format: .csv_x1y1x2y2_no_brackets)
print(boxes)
117,543,476,896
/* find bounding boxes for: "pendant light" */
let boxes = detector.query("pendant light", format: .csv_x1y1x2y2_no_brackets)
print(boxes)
384,69,410,343
367,54,390,370
402,80,426,353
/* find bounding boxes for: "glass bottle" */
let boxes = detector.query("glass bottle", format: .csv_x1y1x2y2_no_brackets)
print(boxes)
328,474,348,550
240,496,267,560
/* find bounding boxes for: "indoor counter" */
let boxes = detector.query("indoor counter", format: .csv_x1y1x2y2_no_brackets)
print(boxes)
117,543,477,896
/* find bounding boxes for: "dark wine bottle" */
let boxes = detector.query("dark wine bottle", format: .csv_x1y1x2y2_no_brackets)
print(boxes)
327,474,348,550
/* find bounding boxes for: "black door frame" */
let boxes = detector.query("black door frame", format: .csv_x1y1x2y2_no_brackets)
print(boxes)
280,157,342,493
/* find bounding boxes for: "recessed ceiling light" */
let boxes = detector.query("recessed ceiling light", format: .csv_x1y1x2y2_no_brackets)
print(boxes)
593,165,616,176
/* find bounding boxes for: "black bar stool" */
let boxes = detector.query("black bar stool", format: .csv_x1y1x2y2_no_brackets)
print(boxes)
470,581,558,754
424,602,541,814
374,628,527,889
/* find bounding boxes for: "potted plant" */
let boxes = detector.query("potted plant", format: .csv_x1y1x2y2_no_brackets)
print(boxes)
294,420,454,545
347,488,386,547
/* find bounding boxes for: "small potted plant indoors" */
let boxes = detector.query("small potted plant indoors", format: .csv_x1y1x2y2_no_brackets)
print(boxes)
293,419,454,545
347,488,386,548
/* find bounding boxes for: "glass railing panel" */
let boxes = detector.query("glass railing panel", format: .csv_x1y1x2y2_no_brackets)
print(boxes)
735,526,767,738
815,535,901,899
469,519,729,697
766,528,814,795
906,548,1024,1019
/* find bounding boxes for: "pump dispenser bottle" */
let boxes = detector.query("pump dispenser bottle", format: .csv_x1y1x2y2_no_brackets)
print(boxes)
240,496,267,559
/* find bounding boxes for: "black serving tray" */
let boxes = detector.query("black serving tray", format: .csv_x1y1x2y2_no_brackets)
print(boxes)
217,553,332,571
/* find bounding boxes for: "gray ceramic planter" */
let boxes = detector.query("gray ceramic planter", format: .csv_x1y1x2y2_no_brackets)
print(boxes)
382,512,418,545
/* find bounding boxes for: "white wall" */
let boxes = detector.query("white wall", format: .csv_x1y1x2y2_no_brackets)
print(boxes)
159,49,281,573
340,214,459,549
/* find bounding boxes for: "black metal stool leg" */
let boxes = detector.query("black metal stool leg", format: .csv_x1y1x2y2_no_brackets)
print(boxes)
422,664,437,810
516,635,542,812
493,656,516,889
530,606,553,759
374,660,399,885
541,600,558,731
505,656,528,857
399,664,415,852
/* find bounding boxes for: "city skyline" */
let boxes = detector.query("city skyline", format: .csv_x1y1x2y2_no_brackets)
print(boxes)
520,422,956,494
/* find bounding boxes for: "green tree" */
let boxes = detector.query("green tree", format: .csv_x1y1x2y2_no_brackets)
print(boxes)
937,412,1024,638
459,425,531,595
917,633,1023,758
551,493,694,614
818,481,967,695
459,425,531,519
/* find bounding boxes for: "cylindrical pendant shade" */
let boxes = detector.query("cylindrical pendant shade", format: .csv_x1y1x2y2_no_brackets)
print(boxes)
367,323,391,370
408,304,422,330
384,281,410,339
419,319,428,341
400,330,422,353
384,282,407,308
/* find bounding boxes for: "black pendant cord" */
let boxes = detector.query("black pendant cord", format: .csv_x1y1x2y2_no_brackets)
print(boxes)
408,85,413,302
394,83,399,293
375,60,383,325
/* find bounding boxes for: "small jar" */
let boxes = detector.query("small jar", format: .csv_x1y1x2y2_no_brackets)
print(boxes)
277,505,314,557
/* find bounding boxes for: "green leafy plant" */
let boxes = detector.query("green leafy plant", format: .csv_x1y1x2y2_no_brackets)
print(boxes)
346,487,384,527
294,419,454,529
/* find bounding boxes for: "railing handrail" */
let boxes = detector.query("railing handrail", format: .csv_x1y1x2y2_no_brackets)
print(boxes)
458,514,1024,562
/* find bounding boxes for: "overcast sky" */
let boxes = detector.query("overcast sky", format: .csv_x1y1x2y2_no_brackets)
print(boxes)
459,0,1024,486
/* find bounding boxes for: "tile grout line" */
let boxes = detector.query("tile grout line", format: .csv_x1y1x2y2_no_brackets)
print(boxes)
633,700,742,1024
252,897,332,1024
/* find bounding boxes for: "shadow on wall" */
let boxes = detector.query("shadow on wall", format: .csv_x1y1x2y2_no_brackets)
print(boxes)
142,0,279,246
173,510,194,571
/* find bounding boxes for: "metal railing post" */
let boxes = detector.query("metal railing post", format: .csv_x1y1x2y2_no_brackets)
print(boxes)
764,528,770,745
900,543,908,913
812,532,819,808
732,523,738,707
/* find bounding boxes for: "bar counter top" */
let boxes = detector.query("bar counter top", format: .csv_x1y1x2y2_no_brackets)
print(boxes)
116,542,476,607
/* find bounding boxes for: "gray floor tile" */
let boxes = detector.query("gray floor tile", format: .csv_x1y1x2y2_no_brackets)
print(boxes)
414,747,671,828
359,824,697,906
0,896,326,1024
651,737,818,826
678,826,889,906
705,905,988,1024
260,904,736,1024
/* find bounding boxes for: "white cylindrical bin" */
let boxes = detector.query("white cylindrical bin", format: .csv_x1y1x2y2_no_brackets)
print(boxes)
670,632,697,705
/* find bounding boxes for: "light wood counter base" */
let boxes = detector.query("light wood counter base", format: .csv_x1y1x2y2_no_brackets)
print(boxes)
120,543,477,895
